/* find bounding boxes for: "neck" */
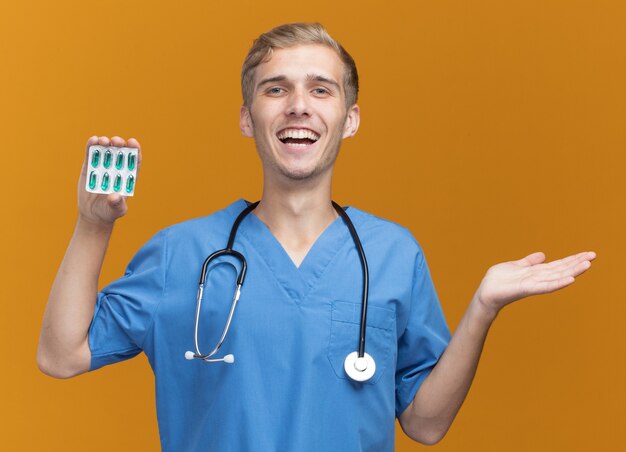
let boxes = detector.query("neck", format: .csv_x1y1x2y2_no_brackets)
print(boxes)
256,168,336,222
254,172,338,267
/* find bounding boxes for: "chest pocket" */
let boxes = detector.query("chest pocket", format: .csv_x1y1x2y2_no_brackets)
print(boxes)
327,300,396,385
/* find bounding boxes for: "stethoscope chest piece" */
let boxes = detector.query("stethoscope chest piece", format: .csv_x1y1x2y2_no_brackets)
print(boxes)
344,351,376,382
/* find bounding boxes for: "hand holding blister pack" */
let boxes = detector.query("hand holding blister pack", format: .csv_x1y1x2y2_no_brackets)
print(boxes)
85,145,139,196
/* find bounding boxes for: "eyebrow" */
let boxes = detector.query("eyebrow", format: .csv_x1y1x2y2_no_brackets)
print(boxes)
256,75,287,89
306,74,341,90
256,74,341,91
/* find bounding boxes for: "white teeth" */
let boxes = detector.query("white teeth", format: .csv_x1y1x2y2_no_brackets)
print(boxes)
277,128,320,141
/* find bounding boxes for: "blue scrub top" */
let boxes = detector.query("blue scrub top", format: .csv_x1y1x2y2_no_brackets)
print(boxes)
89,200,451,451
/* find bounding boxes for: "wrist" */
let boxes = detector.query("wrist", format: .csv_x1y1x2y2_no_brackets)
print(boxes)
470,294,500,325
75,214,115,236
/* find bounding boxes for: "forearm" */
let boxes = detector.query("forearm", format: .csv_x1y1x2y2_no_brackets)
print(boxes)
399,296,497,444
399,250,595,444
37,216,114,378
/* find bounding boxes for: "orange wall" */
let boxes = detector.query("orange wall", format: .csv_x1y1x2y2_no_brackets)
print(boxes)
2,0,623,450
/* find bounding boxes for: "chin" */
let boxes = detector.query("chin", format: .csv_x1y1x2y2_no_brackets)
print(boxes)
275,162,327,181
281,168,317,181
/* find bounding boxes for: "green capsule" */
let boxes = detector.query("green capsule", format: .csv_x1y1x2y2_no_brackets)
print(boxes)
125,175,135,193
103,150,112,168
113,174,122,192
101,172,110,190
115,151,124,169
91,149,100,168
88,171,97,190
127,152,136,171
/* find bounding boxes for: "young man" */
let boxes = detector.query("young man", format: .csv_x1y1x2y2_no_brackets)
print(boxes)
38,23,595,451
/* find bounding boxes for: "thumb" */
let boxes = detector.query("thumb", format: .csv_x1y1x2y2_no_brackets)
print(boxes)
517,251,546,266
107,193,127,215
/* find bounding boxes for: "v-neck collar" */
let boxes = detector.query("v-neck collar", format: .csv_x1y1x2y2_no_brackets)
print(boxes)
236,200,353,304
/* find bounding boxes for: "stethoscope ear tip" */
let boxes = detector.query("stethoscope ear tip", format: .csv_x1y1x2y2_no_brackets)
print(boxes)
223,354,235,364
185,351,196,360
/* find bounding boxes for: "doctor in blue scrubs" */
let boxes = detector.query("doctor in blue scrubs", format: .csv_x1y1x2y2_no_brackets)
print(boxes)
38,23,595,451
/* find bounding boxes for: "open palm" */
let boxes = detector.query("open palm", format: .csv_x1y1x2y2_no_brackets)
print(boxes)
476,251,596,313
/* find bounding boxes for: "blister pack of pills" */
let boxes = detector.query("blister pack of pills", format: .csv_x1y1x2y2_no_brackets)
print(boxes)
86,145,138,196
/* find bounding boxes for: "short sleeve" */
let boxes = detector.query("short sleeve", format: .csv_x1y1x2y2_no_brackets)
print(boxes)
88,229,168,371
395,251,451,415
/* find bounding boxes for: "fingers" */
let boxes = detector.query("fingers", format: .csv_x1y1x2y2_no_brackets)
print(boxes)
83,135,114,158
86,135,140,149
540,276,576,294
570,258,593,278
542,252,596,277
543,251,595,270
97,136,111,146
84,135,141,166
540,263,587,283
85,135,99,148
110,136,126,147
531,253,594,291
488,250,596,302
127,137,141,149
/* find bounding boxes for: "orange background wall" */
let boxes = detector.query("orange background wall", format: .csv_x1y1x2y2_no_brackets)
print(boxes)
2,0,623,450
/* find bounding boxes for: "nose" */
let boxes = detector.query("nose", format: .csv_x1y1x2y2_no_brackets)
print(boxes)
285,88,311,117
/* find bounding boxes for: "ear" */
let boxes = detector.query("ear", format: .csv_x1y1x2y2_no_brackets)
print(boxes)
240,106,254,137
342,104,360,139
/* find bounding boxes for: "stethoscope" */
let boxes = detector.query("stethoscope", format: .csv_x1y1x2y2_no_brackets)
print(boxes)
185,201,376,382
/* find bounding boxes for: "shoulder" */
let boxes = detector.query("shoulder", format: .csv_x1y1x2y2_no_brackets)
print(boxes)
137,199,249,255
160,199,248,239
346,206,423,258
121,200,249,274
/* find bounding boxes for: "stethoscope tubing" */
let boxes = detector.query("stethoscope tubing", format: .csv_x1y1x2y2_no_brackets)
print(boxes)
331,201,370,358
191,201,259,361
189,200,372,378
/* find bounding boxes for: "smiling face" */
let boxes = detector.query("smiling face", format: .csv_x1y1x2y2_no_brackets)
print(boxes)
240,44,360,185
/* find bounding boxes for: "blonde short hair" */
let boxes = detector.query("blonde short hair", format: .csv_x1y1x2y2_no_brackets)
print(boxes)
241,23,359,108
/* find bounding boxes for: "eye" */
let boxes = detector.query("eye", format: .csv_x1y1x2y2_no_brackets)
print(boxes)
266,87,286,96
312,87,330,96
